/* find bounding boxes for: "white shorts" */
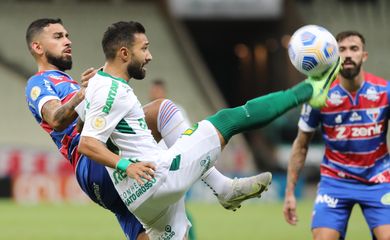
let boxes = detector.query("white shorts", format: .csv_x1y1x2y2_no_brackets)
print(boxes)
114,120,221,239
107,120,221,240
136,196,191,240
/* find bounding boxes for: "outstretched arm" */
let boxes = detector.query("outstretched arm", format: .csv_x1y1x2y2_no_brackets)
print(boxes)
283,129,314,225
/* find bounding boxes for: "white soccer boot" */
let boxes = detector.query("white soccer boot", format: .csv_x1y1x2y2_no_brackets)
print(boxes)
217,172,272,211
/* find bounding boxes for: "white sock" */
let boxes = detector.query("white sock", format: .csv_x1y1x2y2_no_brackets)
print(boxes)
157,99,190,148
201,167,232,197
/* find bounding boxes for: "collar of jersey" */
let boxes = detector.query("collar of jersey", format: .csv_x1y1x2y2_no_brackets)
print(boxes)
35,69,72,80
97,70,128,85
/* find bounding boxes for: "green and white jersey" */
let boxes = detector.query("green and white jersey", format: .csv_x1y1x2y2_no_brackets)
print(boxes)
80,71,161,162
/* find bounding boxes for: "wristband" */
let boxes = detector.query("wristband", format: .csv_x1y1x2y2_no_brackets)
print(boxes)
116,158,131,171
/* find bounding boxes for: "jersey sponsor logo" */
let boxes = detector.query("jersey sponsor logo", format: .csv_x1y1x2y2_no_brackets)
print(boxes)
335,125,382,139
349,112,361,122
91,116,106,130
328,91,343,106
120,178,157,206
30,86,41,101
380,193,390,205
365,87,379,101
158,225,176,240
367,108,381,122
315,194,338,208
103,81,119,114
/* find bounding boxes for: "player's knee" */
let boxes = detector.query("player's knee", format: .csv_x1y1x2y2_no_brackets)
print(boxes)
143,98,165,118
312,227,340,240
136,231,149,240
143,98,166,141
374,224,390,240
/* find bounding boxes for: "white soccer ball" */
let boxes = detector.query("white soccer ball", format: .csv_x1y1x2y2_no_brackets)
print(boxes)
288,25,339,77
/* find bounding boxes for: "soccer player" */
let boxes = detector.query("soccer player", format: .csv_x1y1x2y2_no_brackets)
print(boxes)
25,18,273,240
283,31,390,240
77,20,340,239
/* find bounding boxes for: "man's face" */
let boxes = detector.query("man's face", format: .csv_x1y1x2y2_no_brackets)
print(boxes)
338,35,367,79
36,23,72,71
126,33,152,80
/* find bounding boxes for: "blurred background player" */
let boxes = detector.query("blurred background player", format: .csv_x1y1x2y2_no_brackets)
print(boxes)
283,31,390,240
149,79,167,101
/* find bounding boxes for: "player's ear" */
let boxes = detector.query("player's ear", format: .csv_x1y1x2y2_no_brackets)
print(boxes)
118,47,129,62
31,41,43,55
362,50,368,63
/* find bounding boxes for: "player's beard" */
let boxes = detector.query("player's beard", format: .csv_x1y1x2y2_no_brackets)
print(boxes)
340,58,362,80
127,59,146,80
46,52,72,72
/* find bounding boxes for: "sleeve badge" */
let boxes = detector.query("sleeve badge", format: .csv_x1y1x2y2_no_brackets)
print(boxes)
92,116,106,130
30,86,41,101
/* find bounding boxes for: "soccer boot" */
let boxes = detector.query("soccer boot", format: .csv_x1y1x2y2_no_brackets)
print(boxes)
218,172,272,211
306,57,341,108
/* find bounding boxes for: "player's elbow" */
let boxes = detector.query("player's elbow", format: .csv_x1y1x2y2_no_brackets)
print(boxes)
53,125,67,132
51,120,68,132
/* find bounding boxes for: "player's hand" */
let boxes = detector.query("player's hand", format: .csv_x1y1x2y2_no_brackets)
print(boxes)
283,193,298,225
126,162,156,185
80,67,97,88
77,68,96,100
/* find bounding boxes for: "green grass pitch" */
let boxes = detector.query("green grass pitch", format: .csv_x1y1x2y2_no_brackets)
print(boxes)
0,200,371,239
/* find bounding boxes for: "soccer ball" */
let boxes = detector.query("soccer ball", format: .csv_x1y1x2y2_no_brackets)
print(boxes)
288,25,339,77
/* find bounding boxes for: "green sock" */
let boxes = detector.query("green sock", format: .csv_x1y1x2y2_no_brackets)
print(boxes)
207,82,312,142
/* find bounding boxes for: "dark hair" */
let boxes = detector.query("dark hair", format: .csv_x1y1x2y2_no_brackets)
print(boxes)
336,31,366,47
26,18,63,51
152,79,165,87
102,21,145,60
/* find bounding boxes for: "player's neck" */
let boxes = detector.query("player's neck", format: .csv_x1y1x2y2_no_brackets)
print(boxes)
37,62,61,73
340,72,364,93
102,63,130,82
